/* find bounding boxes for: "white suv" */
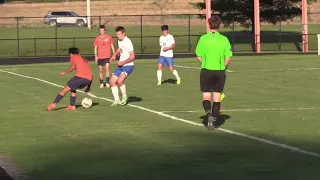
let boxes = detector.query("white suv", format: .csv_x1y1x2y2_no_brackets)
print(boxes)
44,11,92,27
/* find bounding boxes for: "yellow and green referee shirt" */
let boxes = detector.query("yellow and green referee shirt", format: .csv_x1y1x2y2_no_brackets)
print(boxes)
195,32,233,70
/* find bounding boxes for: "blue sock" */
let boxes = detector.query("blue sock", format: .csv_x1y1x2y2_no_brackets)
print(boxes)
53,94,64,104
70,96,76,106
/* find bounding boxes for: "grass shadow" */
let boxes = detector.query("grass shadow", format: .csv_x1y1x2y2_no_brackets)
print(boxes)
123,96,143,105
162,79,176,84
53,102,99,111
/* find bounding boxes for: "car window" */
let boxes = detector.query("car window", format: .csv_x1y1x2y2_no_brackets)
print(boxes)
71,12,79,16
65,12,74,17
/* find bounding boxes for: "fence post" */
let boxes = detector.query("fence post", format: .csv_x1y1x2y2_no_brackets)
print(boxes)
55,17,58,56
279,18,282,51
99,16,101,26
232,17,235,52
140,15,143,54
34,38,37,56
73,38,76,47
16,17,20,57
188,14,191,52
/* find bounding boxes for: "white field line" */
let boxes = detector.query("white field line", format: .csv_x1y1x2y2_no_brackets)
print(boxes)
161,107,319,113
175,64,320,72
0,68,19,71
1,69,320,158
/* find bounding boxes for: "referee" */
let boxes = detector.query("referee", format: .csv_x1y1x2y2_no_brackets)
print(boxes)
195,15,233,129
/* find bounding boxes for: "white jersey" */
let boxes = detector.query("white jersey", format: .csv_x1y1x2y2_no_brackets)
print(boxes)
159,34,175,57
118,36,134,66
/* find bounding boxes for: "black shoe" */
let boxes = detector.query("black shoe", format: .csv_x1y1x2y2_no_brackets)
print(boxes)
207,114,216,130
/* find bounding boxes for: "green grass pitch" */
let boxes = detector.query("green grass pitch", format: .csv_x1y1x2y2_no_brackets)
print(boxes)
0,24,319,57
1,54,320,179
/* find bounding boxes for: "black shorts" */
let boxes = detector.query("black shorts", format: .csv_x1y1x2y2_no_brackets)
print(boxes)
200,69,226,93
97,58,110,66
67,76,92,91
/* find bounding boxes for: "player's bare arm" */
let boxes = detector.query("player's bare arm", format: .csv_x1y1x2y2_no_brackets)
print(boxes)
60,64,75,75
225,57,231,69
111,48,120,61
163,43,175,52
118,51,135,66
94,46,98,62
111,44,115,55
197,57,202,63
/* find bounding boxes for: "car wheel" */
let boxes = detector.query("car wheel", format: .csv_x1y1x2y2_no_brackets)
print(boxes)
76,20,84,27
48,20,57,27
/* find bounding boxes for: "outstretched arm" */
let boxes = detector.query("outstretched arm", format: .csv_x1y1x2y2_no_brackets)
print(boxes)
111,48,120,61
60,64,75,75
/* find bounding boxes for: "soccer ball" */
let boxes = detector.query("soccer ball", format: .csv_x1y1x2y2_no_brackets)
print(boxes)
81,97,92,108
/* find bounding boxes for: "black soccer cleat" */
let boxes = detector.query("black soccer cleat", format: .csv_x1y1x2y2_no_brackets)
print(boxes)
207,114,216,130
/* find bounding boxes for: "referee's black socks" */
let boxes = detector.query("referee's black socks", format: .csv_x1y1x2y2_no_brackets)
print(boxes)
202,100,212,115
212,102,221,118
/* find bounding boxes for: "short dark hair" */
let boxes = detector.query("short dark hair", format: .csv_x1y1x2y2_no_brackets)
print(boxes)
115,26,125,33
99,25,106,30
208,15,221,30
68,47,79,55
161,25,168,31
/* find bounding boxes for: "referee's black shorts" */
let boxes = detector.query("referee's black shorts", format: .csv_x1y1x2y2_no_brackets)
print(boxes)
200,69,226,93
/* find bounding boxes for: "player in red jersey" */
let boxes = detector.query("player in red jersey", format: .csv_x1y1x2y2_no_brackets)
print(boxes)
94,25,115,88
47,47,93,111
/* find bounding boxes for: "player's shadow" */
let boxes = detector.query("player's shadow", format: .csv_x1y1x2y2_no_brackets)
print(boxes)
125,96,143,105
52,102,99,111
200,114,231,128
75,102,99,108
162,79,176,84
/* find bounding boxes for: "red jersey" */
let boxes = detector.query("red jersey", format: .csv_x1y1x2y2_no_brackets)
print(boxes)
70,55,92,81
94,35,114,59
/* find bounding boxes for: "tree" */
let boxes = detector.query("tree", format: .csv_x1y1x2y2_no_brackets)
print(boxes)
193,0,316,33
152,0,175,24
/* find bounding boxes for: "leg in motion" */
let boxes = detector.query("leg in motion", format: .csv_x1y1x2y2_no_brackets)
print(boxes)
117,73,128,105
167,57,180,85
105,60,111,88
110,74,120,106
47,85,70,111
99,64,104,88
65,90,77,110
157,56,165,85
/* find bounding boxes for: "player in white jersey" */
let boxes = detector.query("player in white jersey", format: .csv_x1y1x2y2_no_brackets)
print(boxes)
157,25,181,85
110,26,135,106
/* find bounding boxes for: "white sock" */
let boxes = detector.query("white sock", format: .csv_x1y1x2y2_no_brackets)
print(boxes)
157,70,162,83
172,69,180,79
111,86,120,101
120,84,127,97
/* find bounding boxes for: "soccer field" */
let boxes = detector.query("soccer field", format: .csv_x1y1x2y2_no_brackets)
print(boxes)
1,55,320,179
